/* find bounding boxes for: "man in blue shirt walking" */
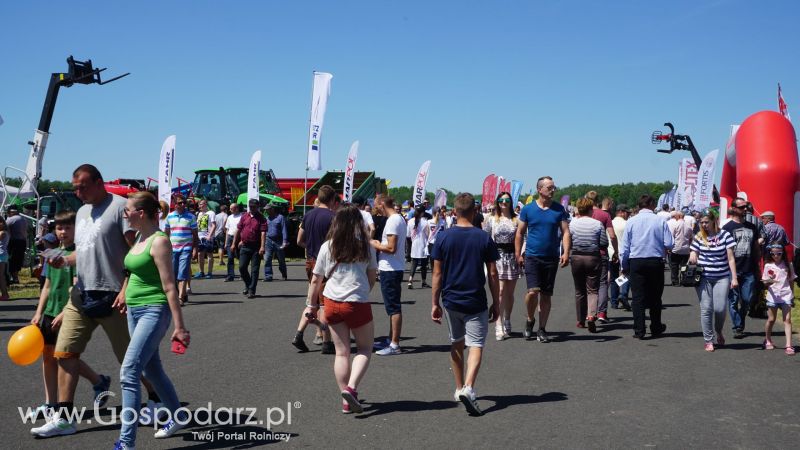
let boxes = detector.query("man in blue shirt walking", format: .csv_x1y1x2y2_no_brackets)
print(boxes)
263,204,288,281
621,195,673,339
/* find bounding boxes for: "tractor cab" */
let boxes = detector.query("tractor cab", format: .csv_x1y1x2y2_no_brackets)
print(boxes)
191,168,240,210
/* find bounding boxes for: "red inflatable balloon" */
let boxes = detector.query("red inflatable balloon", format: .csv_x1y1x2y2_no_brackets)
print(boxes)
720,111,799,259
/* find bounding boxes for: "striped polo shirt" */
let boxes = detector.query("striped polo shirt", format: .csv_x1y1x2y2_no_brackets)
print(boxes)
569,216,608,254
165,211,197,253
690,230,735,279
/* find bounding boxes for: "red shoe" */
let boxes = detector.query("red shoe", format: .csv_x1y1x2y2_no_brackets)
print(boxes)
576,321,586,328
341,386,362,414
704,342,715,352
597,312,608,323
0,295,10,301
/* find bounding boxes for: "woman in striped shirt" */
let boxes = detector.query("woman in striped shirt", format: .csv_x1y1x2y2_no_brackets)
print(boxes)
568,198,608,333
688,210,738,352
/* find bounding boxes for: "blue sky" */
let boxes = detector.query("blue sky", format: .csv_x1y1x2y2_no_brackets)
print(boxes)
1,0,798,193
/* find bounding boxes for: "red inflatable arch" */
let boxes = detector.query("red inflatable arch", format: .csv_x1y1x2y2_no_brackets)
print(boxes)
720,111,799,258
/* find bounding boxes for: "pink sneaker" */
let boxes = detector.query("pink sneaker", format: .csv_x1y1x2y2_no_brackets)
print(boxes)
785,346,796,356
704,342,715,352
341,400,351,414
341,386,362,414
763,340,775,350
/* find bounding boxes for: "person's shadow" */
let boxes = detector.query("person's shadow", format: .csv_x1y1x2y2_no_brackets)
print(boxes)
480,391,568,414
355,391,567,418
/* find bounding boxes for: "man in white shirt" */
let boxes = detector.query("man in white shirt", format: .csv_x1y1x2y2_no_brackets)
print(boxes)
657,204,672,221
609,205,631,310
223,203,243,282
370,196,407,355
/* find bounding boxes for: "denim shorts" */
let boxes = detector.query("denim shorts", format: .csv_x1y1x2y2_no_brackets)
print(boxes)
524,256,560,296
379,270,404,316
443,308,488,347
172,250,192,281
197,238,215,253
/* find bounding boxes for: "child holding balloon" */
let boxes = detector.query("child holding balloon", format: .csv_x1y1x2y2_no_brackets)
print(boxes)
30,210,111,420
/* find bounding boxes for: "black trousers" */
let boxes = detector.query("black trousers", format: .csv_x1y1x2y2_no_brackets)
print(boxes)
669,253,689,285
629,257,665,336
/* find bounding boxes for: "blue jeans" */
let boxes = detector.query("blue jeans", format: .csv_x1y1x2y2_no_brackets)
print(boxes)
263,238,287,280
597,257,609,314
608,260,629,307
728,271,755,331
239,245,262,294
225,235,236,279
119,305,181,447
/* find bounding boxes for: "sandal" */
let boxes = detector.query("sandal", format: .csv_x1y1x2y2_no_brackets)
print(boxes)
786,346,796,356
763,340,775,350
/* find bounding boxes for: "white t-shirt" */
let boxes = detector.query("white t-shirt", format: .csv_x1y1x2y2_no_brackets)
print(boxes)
225,213,243,236
609,216,627,259
360,210,374,227
378,214,407,272
406,217,430,258
313,241,377,303
683,215,696,230
197,210,216,240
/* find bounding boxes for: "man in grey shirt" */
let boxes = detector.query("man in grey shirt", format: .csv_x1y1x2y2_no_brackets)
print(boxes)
32,164,158,438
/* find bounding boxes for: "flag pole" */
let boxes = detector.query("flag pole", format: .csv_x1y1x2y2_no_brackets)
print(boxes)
303,71,315,216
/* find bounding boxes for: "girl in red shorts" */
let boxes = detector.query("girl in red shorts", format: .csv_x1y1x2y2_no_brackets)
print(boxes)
304,205,378,414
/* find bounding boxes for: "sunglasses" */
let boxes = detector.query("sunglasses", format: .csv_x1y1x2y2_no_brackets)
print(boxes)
498,198,512,203
176,201,186,205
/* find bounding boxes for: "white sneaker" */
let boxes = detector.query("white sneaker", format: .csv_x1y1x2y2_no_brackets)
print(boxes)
139,400,165,426
375,344,401,356
457,386,483,416
25,404,49,422
154,418,185,438
454,388,462,402
495,325,505,341
30,417,76,437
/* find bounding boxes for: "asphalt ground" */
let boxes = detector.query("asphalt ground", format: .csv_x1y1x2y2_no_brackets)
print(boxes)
1,261,798,449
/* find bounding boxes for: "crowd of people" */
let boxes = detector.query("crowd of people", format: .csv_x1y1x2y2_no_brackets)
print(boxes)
1,165,796,443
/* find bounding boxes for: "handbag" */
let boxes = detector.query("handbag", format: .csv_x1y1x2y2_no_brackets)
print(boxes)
72,287,117,318
679,263,703,287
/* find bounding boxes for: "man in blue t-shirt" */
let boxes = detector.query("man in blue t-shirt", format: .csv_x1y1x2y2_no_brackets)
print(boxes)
514,176,571,343
431,193,499,416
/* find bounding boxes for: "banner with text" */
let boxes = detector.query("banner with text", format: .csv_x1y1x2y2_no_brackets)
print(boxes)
694,149,719,211
412,160,431,206
510,180,524,204
157,135,176,204
343,140,359,203
481,174,497,209
248,150,262,203
307,71,333,171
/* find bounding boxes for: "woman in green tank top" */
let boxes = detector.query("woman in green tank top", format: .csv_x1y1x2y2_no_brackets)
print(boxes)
113,192,190,449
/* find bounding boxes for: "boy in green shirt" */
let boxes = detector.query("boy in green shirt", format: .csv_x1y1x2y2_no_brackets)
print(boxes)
29,210,111,421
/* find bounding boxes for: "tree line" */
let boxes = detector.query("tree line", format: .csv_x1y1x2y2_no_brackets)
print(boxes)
387,181,673,208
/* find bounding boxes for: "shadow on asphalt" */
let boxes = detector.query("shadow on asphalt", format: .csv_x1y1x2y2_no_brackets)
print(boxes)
663,303,692,308
0,303,37,312
401,344,452,354
0,317,32,332
662,331,703,338
186,300,244,306
481,391,568,414
546,331,622,342
256,294,306,299
356,399,456,418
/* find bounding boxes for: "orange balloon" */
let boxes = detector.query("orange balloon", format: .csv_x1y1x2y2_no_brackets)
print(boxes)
7,325,44,366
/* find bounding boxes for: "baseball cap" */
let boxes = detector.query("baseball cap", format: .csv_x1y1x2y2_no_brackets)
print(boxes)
760,211,775,217
39,233,58,244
